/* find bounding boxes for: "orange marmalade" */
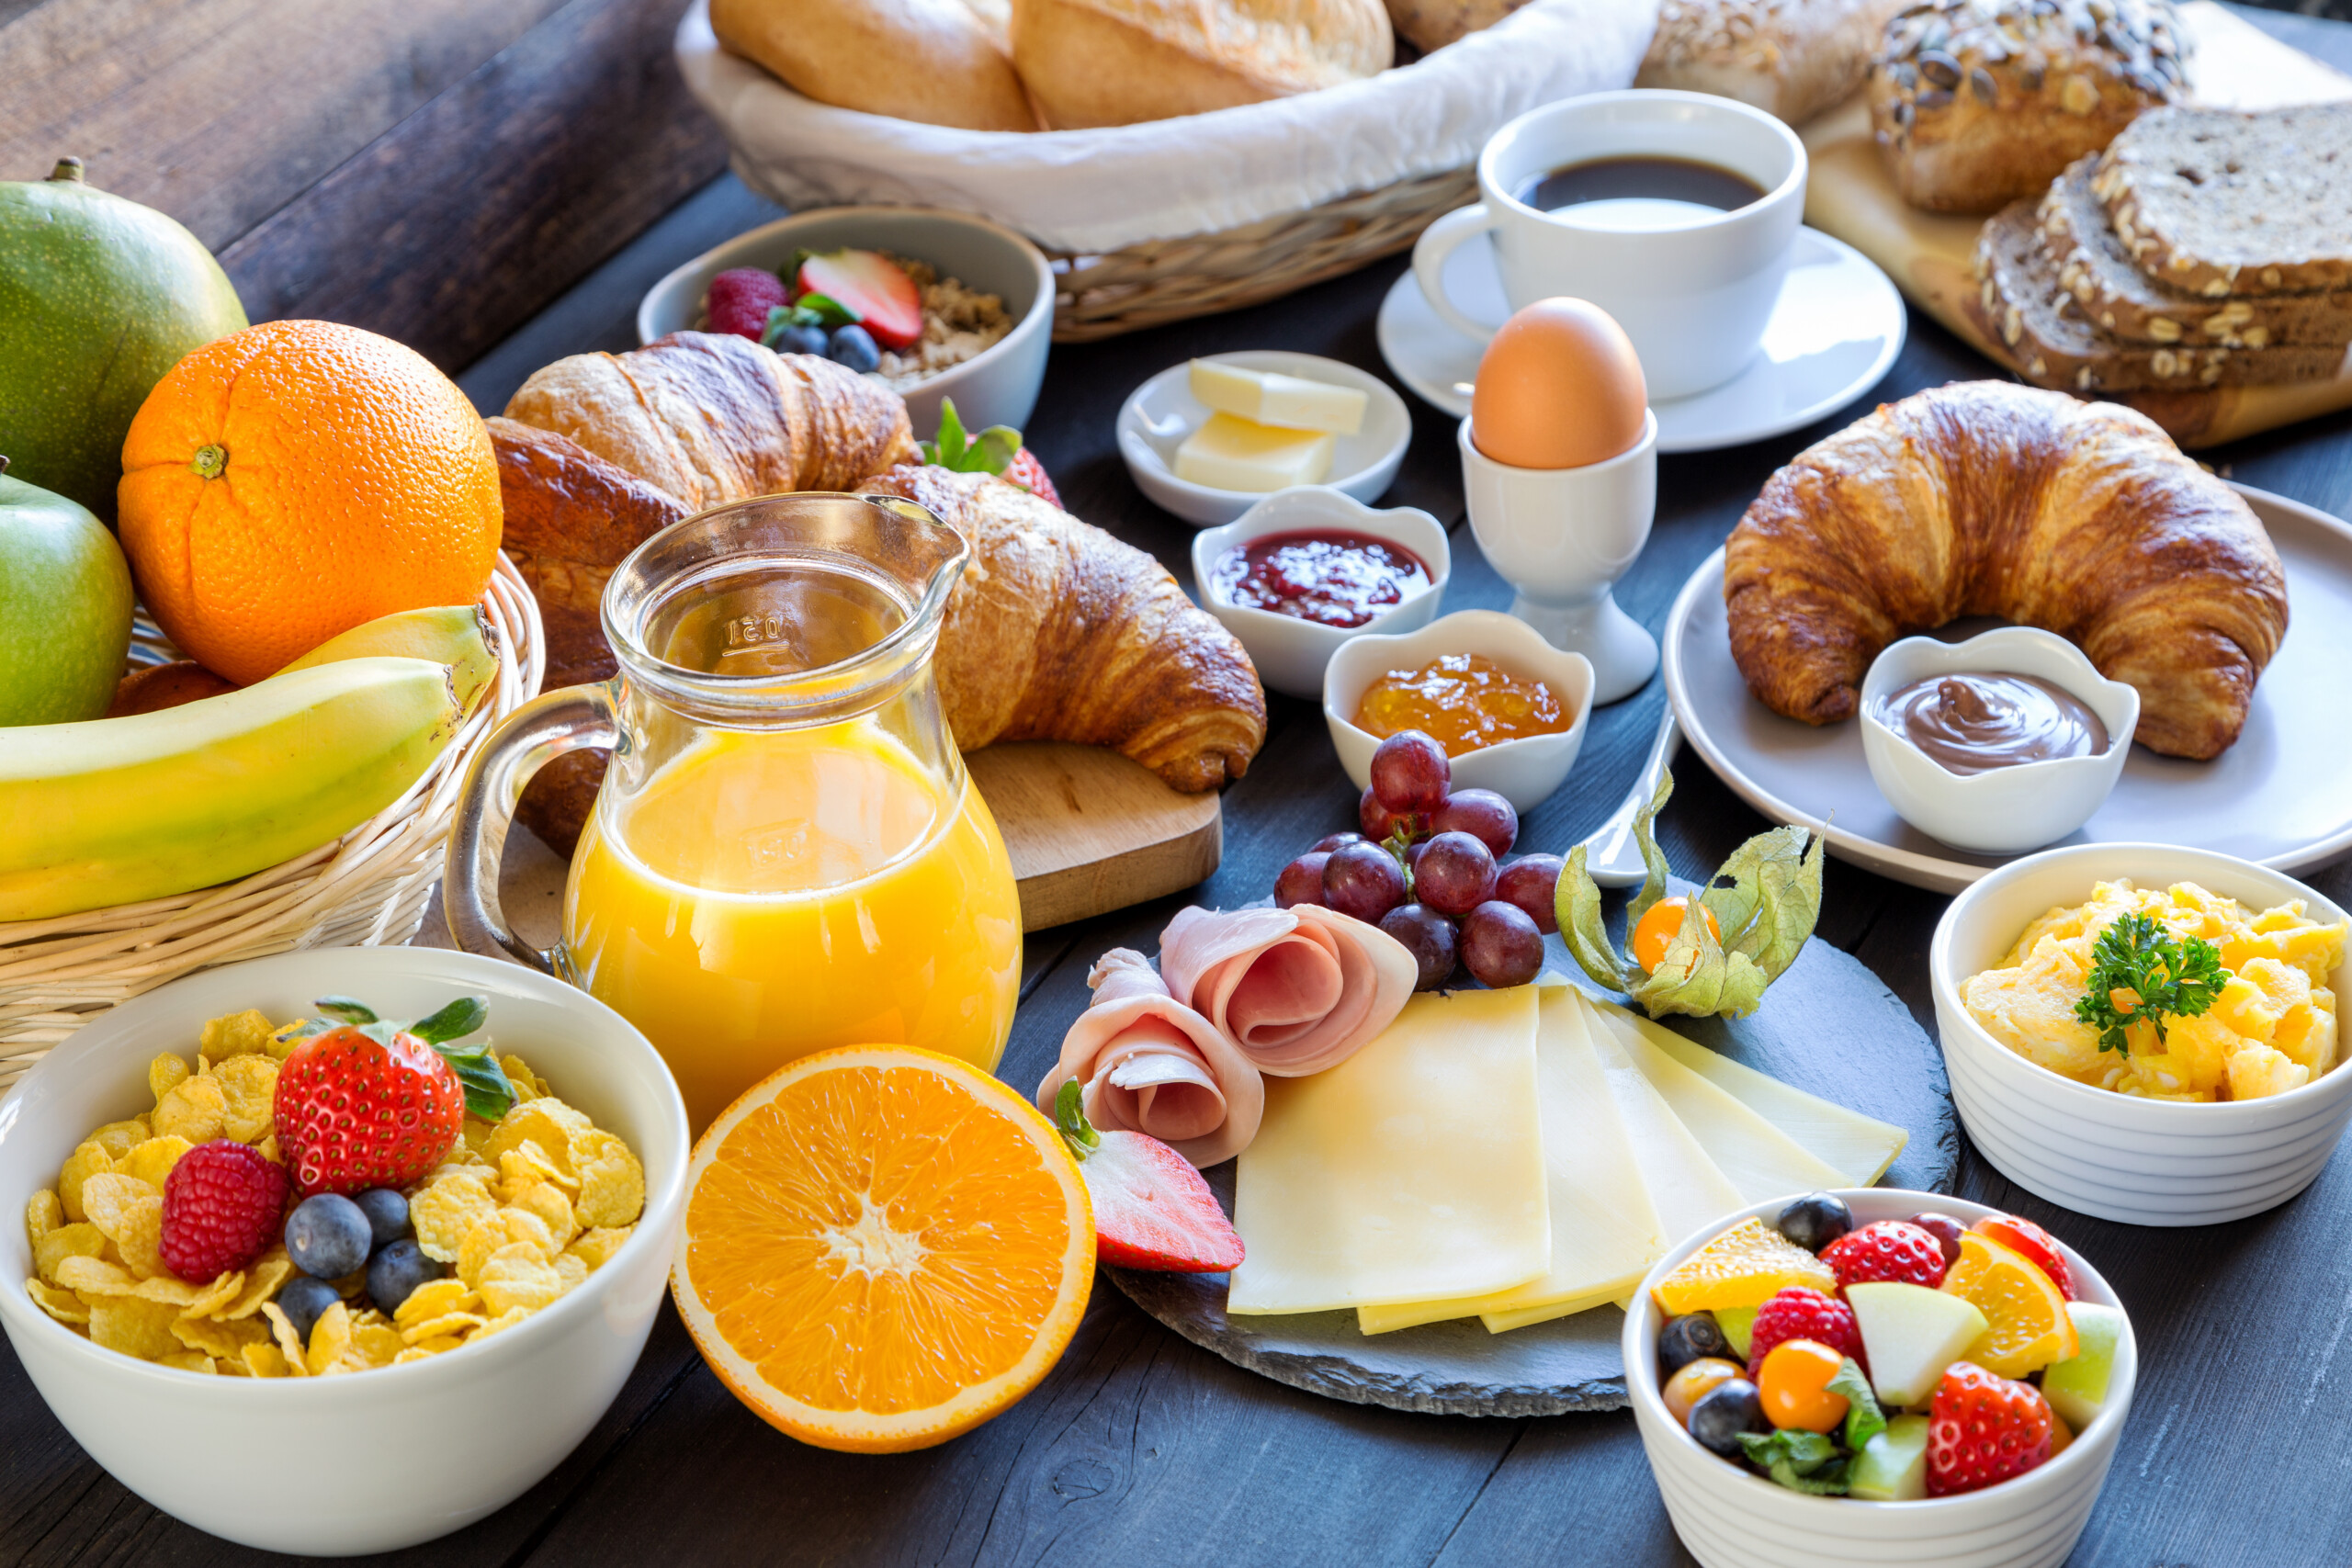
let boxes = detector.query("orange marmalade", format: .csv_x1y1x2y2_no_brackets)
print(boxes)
1352,652,1569,756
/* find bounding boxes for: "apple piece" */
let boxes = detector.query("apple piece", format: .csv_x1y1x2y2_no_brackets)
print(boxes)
1714,1304,1759,1362
1848,1414,1931,1501
794,249,923,351
1847,1281,1989,1408
2041,1302,2125,1432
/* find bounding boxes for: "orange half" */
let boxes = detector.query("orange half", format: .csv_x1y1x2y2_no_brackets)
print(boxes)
672,1045,1093,1453
1940,1230,2079,1379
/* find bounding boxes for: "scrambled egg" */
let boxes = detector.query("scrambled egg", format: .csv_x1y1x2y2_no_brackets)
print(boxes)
1963,880,2346,1101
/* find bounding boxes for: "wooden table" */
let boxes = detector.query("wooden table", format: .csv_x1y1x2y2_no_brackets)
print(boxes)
9,8,2352,1563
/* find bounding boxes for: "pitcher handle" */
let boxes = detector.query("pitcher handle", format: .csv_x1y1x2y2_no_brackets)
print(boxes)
443,683,616,974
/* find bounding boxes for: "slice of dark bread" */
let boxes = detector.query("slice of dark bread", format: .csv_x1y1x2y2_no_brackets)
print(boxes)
2038,156,2352,348
2094,104,2352,297
1972,202,2347,392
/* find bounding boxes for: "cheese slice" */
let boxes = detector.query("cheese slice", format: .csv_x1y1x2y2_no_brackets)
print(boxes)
1357,984,1663,1335
1227,986,1549,1314
1590,997,1909,1186
1190,359,1369,434
1575,991,1745,1245
1173,412,1336,492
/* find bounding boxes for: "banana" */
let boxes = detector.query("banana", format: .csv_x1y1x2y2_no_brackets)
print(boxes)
0,656,463,922
273,604,499,714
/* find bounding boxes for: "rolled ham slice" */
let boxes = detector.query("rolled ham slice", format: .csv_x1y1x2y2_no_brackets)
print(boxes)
1036,949,1265,1168
1159,904,1418,1077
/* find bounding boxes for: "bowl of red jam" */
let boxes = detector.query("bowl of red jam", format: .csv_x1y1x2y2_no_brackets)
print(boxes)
1191,488,1450,698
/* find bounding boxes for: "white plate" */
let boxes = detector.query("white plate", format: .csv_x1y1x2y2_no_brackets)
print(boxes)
1375,226,1905,454
1118,352,1413,527
1661,483,2352,893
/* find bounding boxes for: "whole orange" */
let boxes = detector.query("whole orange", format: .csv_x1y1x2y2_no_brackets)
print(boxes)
117,320,502,683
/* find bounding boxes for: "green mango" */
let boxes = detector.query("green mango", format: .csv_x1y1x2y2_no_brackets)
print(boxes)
0,157,247,522
0,464,135,725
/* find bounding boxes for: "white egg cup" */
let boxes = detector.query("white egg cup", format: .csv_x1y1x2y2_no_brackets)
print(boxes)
1458,410,1659,705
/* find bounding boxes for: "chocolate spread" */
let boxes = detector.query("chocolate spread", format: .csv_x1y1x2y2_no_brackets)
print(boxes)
1873,671,2110,775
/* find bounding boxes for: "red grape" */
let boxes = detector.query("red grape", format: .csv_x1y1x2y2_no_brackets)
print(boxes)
1379,904,1458,990
1494,854,1564,934
1461,900,1543,987
1360,785,1419,843
1275,853,1330,909
1430,788,1518,857
1322,841,1406,924
1406,839,1431,881
1370,730,1450,815
1414,831,1498,919
1309,831,1364,854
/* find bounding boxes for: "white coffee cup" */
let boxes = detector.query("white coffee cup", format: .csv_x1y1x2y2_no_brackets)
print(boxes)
1413,90,1807,401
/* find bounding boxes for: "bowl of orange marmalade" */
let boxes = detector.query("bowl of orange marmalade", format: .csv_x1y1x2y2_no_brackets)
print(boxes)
1323,610,1595,812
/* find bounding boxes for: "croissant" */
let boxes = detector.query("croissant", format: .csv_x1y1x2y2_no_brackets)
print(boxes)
1724,381,2288,761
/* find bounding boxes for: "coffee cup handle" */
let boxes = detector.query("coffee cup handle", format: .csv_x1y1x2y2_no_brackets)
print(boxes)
1412,203,1503,344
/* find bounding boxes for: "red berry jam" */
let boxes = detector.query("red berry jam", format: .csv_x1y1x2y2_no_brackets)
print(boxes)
1210,532,1430,629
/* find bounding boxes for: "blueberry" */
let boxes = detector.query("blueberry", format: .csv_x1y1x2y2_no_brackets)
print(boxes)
352,1189,409,1251
1657,1312,1731,1376
366,1238,445,1316
284,1193,373,1280
1777,1191,1854,1253
774,322,829,356
1687,1378,1767,1456
826,323,880,373
277,1275,342,1345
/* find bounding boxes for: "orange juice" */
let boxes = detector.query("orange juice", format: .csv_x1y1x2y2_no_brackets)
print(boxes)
560,720,1022,1131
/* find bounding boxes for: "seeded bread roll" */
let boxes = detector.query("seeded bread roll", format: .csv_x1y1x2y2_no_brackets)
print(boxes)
1870,0,2188,215
2093,104,2352,299
1636,0,1905,127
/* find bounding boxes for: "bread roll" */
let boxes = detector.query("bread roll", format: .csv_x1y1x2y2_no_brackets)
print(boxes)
1637,0,1906,127
1012,0,1393,128
710,0,1040,132
1381,0,1527,54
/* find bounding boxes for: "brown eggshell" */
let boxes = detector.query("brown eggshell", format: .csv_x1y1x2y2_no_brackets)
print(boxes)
107,660,238,717
1470,299,1648,469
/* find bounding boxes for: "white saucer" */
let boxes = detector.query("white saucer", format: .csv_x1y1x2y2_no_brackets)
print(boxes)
1375,226,1906,454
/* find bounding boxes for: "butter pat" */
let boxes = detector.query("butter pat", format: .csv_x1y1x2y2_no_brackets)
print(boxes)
1190,360,1369,434
1173,413,1337,492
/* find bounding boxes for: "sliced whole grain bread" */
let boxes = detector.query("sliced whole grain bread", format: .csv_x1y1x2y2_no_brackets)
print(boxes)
2093,104,2352,298
1973,201,2347,392
2038,156,2352,348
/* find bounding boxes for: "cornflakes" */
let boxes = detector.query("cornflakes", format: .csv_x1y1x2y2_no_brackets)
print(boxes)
33,1222,106,1284
401,1312,487,1344
25,1188,62,1242
149,1052,190,1103
58,1141,112,1223
172,1314,269,1360
571,1130,645,1229
214,1055,279,1144
156,1350,217,1374
567,1226,633,1272
89,1119,150,1161
182,1269,245,1318
215,1251,293,1319
80,1174,165,1279
352,1322,405,1368
119,1135,193,1191
198,1010,277,1060
394,1280,478,1325
151,1073,227,1144
27,1278,90,1325
88,1296,182,1359
412,1173,500,1263
307,1301,353,1375
243,1342,290,1378
478,1244,565,1316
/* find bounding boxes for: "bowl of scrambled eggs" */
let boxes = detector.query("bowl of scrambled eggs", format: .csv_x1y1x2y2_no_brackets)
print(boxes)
1931,843,2350,1226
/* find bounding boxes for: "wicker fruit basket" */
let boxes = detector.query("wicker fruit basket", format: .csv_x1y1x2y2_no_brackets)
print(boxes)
0,554,546,1091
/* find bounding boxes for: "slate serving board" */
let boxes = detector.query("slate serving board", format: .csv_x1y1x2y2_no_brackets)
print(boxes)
1108,932,1959,1416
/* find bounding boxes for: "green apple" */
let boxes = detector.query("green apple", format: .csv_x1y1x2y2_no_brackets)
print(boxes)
1849,1414,1931,1502
1848,1280,1988,1408
0,468,133,724
1715,1304,1758,1361
2041,1302,2126,1432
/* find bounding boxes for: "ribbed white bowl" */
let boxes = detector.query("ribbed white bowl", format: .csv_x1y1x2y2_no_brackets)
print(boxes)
1625,1190,2135,1568
1931,843,2352,1225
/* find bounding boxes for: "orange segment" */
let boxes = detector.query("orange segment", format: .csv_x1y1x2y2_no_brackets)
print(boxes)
1939,1230,2080,1378
672,1045,1092,1453
1653,1217,1838,1315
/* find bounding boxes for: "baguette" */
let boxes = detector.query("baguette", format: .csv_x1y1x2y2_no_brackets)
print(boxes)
709,0,1040,131
1010,0,1392,129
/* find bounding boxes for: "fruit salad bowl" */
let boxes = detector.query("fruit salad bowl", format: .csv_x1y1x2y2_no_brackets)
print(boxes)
1624,1190,2137,1568
0,946,689,1557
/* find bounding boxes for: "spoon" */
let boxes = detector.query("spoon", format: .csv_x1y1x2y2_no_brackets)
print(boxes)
1578,705,1679,888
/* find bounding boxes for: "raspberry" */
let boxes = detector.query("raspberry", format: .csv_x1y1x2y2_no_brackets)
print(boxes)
1745,1286,1866,1378
160,1140,288,1281
1928,1361,2053,1496
1823,1220,1951,1291
706,267,787,340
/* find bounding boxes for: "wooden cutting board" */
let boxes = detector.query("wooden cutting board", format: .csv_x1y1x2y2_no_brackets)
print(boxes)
1801,1,2352,448
967,741,1222,932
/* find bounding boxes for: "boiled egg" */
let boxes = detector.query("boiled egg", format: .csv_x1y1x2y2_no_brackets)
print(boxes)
1469,298,1647,469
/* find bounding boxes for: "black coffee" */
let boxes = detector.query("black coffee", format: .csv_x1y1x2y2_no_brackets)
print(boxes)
1512,155,1764,214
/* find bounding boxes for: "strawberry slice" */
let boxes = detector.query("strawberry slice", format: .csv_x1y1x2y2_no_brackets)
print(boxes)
922,399,1059,508
1002,448,1061,510
794,248,922,351
1054,1082,1243,1272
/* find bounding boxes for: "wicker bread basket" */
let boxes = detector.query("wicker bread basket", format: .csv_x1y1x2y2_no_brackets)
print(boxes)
0,554,546,1091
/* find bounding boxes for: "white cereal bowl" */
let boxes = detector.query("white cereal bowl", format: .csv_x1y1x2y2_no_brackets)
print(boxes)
638,205,1054,439
1118,352,1413,527
1626,1190,2137,1568
1860,628,2140,855
1190,488,1451,700
1931,842,2352,1225
0,947,690,1556
1322,609,1594,814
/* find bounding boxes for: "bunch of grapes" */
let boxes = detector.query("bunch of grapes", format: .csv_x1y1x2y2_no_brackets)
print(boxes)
1274,730,1566,991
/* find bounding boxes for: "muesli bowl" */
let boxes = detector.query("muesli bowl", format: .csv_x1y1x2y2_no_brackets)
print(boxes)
0,946,689,1556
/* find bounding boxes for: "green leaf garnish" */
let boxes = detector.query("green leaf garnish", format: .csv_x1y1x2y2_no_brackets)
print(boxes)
920,398,1026,477
1829,1357,1885,1453
408,995,489,1044
792,291,859,329
1736,1429,1850,1495
2074,911,2231,1055
312,996,379,1025
435,1038,517,1123
1053,1078,1100,1162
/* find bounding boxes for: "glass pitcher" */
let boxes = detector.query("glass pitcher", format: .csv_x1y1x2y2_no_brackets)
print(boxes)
446,492,1023,1133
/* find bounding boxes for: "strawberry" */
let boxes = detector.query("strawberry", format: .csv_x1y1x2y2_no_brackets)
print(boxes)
922,399,1058,507
1053,1082,1243,1272
1744,1286,1866,1379
1928,1361,2053,1495
1973,1213,2076,1300
1002,447,1061,510
159,1140,288,1280
1822,1220,1950,1291
794,248,922,351
707,267,788,341
273,995,514,1197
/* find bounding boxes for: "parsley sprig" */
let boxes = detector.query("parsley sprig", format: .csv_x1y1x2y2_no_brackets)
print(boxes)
2074,913,2231,1056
